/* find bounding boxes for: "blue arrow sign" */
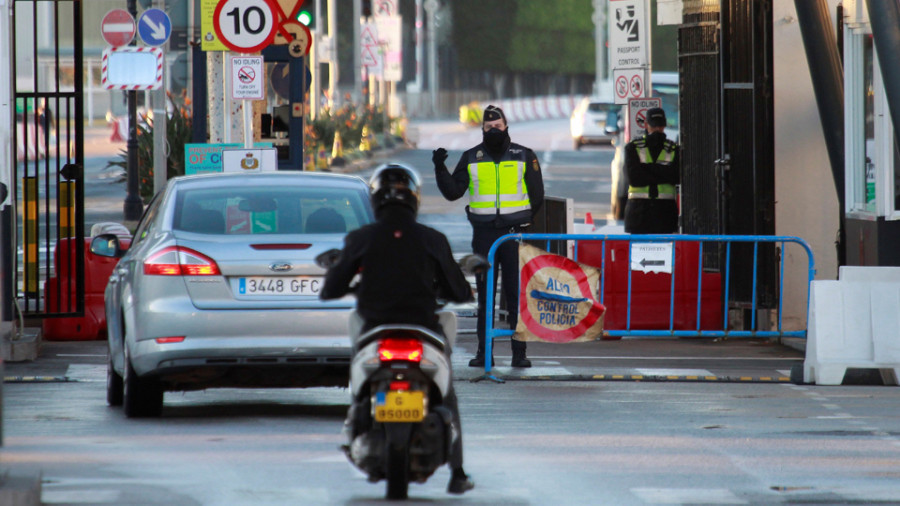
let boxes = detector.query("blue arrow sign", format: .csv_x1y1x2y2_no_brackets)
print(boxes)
138,8,171,47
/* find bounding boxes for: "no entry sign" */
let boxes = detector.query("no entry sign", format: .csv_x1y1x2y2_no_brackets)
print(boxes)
101,9,136,47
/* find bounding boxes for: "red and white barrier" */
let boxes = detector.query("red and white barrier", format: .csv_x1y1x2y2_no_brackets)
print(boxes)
474,95,587,123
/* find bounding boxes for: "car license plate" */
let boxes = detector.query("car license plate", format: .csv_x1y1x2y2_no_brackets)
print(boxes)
374,391,425,422
237,276,322,296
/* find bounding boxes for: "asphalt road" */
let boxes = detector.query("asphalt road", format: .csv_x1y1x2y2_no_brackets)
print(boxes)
6,338,900,505
8,120,900,504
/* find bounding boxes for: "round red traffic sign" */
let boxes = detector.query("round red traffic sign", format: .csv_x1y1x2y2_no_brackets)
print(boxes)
213,0,279,53
635,109,647,129
630,74,644,97
615,75,629,99
518,254,605,343
101,9,136,47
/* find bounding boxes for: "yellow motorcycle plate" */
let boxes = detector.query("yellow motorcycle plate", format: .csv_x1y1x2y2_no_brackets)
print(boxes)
374,391,425,422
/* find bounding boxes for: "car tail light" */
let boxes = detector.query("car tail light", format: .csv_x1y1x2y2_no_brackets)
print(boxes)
144,246,221,276
378,338,423,363
155,336,185,344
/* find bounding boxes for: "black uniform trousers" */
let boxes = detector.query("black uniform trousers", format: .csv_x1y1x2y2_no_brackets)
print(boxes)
472,225,527,357
624,199,678,234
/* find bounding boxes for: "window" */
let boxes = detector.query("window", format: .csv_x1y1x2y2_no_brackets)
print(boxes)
173,185,372,235
847,32,900,218
132,194,162,244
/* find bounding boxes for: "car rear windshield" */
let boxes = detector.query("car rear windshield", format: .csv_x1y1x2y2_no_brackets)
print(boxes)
173,185,372,235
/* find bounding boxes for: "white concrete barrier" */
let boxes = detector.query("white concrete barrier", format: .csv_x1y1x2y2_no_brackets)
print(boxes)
804,267,900,385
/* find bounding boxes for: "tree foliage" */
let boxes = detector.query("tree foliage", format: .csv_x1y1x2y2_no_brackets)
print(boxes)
450,1,679,76
451,0,595,74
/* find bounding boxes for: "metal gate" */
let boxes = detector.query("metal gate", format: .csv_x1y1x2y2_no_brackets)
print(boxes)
679,0,777,326
11,0,85,317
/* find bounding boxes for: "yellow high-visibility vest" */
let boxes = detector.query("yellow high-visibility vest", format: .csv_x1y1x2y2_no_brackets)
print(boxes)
466,150,531,215
628,136,677,199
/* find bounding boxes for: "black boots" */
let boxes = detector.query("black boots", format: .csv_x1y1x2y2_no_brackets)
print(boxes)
467,353,494,367
468,348,531,368
447,468,475,494
511,349,532,368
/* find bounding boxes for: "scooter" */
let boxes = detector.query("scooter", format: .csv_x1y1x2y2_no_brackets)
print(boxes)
317,251,486,500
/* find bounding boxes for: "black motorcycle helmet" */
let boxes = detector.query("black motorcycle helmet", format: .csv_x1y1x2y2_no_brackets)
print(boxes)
368,164,422,215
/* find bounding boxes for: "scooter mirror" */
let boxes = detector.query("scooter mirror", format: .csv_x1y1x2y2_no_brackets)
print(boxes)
459,254,490,276
315,248,342,269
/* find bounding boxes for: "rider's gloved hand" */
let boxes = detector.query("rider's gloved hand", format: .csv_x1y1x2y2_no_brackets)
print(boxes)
432,148,448,167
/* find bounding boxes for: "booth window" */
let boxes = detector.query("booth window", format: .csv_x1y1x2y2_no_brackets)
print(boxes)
862,35,875,213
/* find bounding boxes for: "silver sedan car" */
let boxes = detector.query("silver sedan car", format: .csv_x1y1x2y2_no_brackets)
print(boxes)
94,172,372,417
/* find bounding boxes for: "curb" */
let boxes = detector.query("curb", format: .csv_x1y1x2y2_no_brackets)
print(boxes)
4,376,73,383
465,373,795,384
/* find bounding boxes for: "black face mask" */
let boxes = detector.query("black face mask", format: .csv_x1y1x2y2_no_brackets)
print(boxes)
483,127,509,151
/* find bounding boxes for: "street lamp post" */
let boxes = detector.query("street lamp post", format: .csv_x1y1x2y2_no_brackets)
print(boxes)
124,0,144,222
424,0,438,117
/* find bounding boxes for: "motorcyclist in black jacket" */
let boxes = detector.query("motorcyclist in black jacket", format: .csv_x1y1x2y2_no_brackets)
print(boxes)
320,164,475,495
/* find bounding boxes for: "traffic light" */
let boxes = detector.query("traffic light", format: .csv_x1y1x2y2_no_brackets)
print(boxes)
297,6,315,29
362,0,372,17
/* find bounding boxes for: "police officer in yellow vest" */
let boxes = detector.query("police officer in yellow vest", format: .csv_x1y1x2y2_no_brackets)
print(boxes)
624,107,680,234
433,105,544,368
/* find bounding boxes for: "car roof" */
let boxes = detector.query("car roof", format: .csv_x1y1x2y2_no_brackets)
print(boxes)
170,171,368,189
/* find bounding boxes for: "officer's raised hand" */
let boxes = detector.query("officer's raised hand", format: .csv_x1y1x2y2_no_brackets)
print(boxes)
432,148,448,168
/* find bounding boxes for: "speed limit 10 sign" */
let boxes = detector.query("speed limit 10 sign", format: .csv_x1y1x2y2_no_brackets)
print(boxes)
214,0,279,53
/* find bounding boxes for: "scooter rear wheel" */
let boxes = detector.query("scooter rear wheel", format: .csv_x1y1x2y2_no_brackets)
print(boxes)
385,440,410,499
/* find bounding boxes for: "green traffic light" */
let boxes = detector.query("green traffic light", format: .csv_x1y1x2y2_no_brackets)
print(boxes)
298,10,313,27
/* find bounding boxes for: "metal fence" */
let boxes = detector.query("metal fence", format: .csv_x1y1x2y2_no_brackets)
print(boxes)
481,233,816,377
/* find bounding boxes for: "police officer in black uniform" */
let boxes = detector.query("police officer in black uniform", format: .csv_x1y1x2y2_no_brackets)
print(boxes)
432,105,545,368
623,107,680,234
320,164,475,495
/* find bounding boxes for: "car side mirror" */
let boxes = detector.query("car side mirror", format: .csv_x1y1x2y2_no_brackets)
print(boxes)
315,248,342,269
90,234,125,258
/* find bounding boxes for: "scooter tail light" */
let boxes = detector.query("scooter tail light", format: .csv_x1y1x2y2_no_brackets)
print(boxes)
378,338,423,362
389,381,411,391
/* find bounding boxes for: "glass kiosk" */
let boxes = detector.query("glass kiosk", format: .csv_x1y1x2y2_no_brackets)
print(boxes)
843,3,900,265
191,45,307,171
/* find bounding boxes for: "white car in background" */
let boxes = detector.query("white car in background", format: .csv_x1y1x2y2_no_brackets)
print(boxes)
569,98,621,150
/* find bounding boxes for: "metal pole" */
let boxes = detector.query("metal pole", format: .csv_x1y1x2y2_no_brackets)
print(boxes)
327,0,337,110
414,0,423,92
310,0,321,119
593,0,607,95
207,52,225,143
354,0,361,104
124,0,144,223
152,0,167,196
425,0,438,117
1,0,17,373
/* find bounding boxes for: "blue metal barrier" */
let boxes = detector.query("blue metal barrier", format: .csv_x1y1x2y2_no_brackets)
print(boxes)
480,234,816,382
